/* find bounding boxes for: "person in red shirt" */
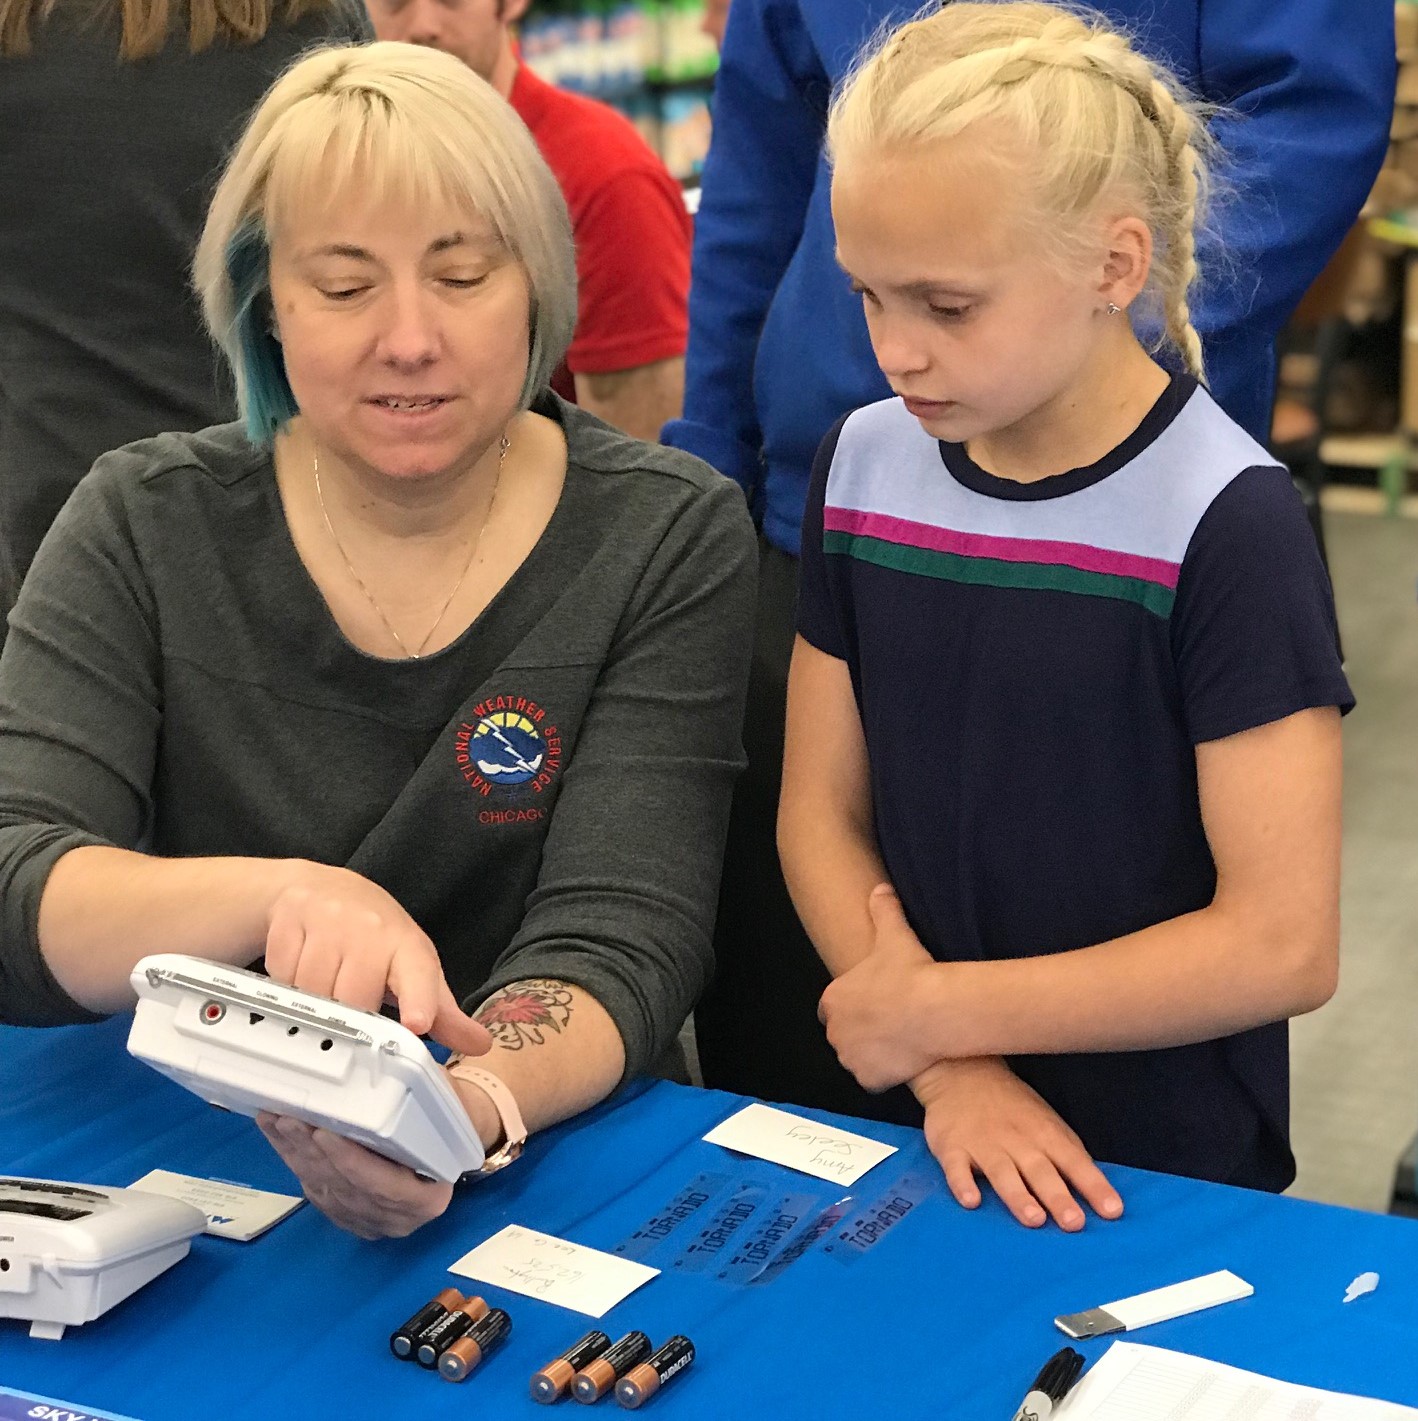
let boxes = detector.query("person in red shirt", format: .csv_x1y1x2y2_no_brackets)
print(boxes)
368,0,691,441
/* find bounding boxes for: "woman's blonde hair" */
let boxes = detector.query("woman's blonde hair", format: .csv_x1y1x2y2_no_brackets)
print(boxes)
0,0,335,59
193,41,577,442
827,1,1217,382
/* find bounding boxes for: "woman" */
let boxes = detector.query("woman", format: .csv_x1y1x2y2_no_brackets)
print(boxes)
0,0,370,616
0,42,757,1239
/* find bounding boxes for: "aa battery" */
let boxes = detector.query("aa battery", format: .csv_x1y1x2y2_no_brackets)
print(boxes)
572,1330,652,1404
530,1330,614,1404
437,1308,513,1381
390,1287,465,1360
615,1336,696,1409
414,1295,489,1367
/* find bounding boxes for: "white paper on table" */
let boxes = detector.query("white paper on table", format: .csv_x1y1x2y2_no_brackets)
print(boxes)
449,1224,659,1317
129,1168,303,1241
702,1102,898,1185
1056,1342,1418,1420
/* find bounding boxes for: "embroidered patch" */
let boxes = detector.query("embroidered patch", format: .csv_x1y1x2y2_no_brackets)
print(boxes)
454,695,563,818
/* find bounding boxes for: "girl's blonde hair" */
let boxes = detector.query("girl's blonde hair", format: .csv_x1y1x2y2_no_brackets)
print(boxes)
0,0,336,59
193,41,577,442
827,1,1216,382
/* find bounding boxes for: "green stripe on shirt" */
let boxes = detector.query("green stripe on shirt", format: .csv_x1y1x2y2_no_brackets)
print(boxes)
823,530,1176,618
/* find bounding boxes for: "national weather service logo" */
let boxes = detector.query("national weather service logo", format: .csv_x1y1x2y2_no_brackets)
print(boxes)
454,695,563,817
469,710,545,785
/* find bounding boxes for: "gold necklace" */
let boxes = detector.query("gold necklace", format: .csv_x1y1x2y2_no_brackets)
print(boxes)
313,434,509,659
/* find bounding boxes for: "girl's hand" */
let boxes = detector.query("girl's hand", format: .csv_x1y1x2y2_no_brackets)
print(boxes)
264,864,491,1056
912,1057,1124,1232
256,1114,453,1238
817,884,940,1091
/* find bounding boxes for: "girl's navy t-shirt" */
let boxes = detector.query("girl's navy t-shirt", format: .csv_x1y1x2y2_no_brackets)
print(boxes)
798,374,1353,1190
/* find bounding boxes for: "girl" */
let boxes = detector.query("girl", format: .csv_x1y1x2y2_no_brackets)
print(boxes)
780,2,1351,1231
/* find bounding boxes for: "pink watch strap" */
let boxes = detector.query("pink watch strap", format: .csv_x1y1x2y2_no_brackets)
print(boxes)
445,1058,527,1176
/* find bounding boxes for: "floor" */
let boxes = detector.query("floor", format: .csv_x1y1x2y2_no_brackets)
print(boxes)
1289,499,1418,1211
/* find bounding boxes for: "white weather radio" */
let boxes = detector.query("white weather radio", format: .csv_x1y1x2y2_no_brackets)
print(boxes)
0,1177,206,1340
126,954,485,1183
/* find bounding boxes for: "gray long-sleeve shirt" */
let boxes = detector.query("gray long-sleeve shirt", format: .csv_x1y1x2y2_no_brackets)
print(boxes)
0,397,757,1080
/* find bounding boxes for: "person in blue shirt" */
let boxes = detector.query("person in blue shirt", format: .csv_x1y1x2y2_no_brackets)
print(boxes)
663,0,1391,1122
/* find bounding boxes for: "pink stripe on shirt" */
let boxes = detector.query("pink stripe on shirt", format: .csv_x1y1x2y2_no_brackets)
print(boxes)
824,506,1181,589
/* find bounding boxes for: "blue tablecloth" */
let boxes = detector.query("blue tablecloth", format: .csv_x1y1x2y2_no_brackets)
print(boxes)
2,1015,1418,1418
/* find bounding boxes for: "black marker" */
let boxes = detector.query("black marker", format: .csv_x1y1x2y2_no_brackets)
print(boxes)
1009,1346,1085,1421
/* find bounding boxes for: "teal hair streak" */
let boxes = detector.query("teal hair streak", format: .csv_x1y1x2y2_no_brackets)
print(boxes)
226,221,298,443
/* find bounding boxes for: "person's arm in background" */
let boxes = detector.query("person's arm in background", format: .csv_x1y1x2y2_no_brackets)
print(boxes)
1184,0,1394,439
575,358,684,443
568,163,690,442
659,0,827,486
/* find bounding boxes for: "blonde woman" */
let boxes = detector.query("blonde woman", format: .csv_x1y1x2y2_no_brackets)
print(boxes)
0,0,369,616
782,4,1350,1230
0,43,756,1239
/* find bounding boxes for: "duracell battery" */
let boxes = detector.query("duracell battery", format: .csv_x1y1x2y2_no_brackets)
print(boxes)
390,1287,465,1360
615,1336,696,1409
530,1330,614,1404
437,1308,513,1382
571,1330,652,1404
414,1295,490,1367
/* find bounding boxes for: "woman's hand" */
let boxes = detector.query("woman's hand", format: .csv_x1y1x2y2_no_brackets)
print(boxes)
256,1114,454,1239
817,884,941,1091
913,1057,1124,1232
256,865,495,1237
265,863,491,1056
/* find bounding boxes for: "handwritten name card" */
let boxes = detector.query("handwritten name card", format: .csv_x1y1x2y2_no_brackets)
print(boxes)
449,1224,659,1317
702,1103,898,1185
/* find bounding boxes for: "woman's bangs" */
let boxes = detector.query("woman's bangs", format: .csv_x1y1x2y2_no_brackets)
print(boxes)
262,97,487,243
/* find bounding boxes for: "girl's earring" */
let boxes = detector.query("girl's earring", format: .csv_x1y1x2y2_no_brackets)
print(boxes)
1105,302,1122,316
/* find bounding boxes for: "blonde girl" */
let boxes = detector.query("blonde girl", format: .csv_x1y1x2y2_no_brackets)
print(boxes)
781,2,1351,1230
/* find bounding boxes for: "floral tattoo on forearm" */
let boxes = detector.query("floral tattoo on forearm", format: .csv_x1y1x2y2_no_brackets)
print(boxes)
476,979,574,1050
